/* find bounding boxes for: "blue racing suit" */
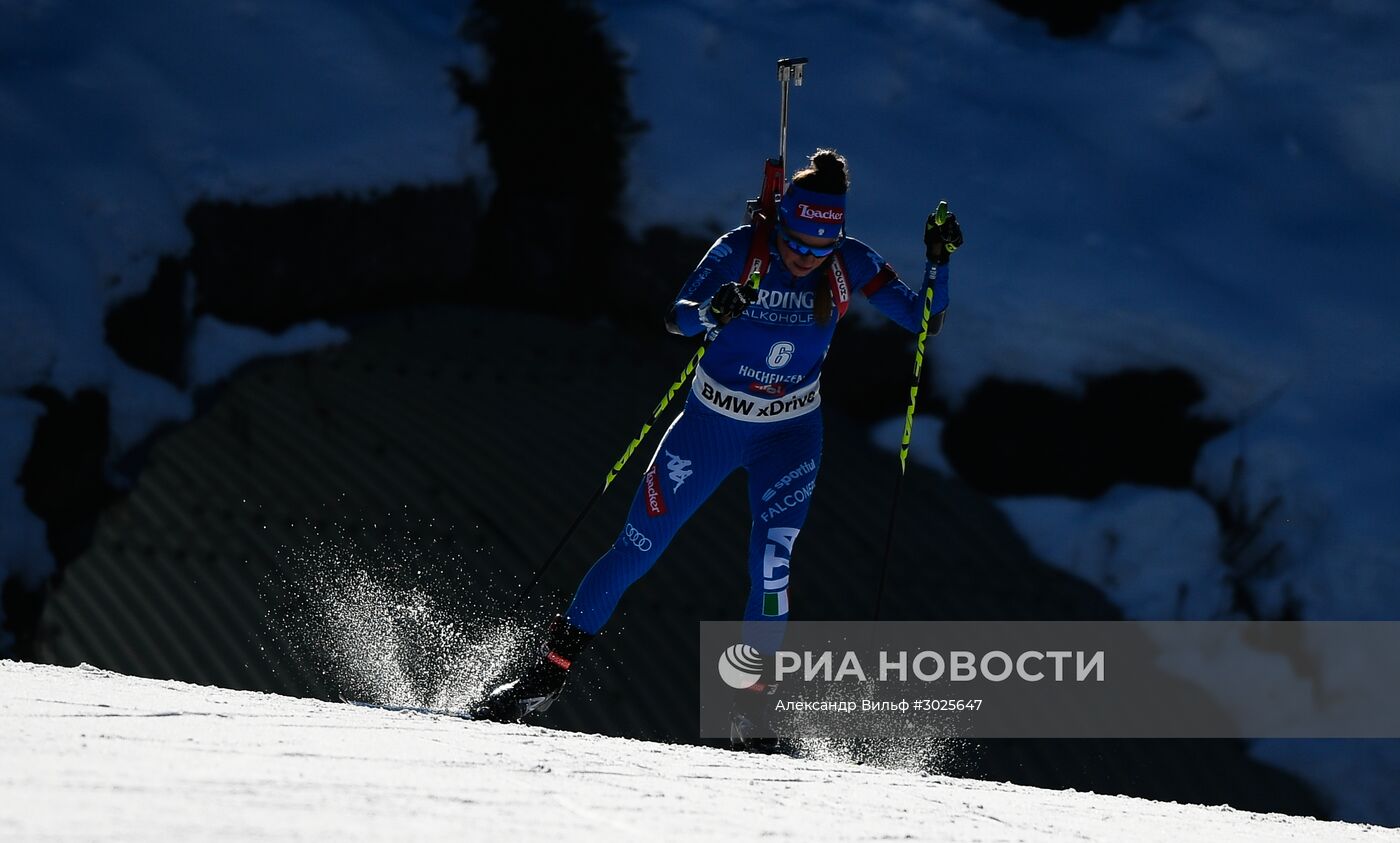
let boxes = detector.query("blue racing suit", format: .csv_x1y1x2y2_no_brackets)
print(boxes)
565,225,949,650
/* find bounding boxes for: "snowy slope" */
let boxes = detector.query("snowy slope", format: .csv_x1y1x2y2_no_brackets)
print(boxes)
3,660,1394,842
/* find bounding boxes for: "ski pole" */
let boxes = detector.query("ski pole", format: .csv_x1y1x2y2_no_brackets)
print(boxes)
872,201,948,620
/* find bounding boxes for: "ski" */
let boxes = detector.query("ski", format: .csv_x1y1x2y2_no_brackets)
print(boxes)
339,696,476,721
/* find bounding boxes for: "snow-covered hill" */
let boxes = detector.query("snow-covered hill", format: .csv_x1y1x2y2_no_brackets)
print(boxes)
2,660,1393,842
3,0,1398,829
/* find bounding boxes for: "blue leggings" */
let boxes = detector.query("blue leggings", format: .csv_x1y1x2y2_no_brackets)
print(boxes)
565,400,822,650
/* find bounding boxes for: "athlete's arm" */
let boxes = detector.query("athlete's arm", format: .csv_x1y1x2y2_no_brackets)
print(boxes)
666,227,752,336
848,239,950,335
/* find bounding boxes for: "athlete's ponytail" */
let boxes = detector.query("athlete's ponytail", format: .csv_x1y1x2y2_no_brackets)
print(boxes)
791,149,850,194
789,149,849,324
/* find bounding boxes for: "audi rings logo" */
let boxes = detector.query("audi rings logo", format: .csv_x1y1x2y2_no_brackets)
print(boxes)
623,523,653,552
717,643,764,690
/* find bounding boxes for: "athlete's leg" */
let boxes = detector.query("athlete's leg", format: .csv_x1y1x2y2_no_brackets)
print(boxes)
740,413,823,653
566,406,743,634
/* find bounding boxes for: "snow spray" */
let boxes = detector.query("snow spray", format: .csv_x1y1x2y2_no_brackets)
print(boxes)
263,523,550,710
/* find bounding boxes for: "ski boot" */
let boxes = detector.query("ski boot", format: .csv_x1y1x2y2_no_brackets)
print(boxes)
471,615,594,722
729,668,791,754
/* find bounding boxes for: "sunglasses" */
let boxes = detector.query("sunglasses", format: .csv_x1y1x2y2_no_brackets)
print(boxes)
778,226,841,258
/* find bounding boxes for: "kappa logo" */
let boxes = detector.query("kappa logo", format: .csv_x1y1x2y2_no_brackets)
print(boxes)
643,464,668,517
664,450,692,492
766,341,795,370
623,523,653,552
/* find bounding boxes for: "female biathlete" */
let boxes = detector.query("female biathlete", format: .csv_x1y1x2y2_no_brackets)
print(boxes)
475,150,964,731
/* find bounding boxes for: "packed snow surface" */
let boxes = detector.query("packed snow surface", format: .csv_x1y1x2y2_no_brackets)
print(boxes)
3,661,1395,842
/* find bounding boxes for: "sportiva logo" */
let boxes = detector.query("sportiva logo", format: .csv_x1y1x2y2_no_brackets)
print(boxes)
717,643,765,690
643,464,667,517
760,477,817,523
623,523,653,552
761,459,818,503
796,203,844,223
664,450,692,492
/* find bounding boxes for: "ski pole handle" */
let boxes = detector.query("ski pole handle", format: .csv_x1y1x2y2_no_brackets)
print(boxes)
926,200,962,262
